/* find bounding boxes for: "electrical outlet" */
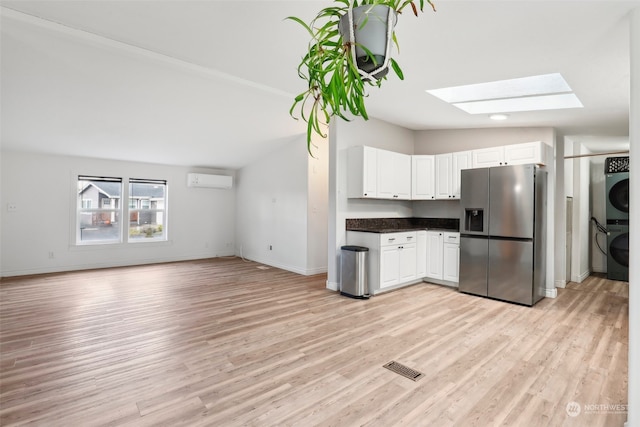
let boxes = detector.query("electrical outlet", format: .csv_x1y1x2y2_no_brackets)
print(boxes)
48,251,54,259
7,203,17,212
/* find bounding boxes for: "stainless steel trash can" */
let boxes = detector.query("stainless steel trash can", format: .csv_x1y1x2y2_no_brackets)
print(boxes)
340,245,369,299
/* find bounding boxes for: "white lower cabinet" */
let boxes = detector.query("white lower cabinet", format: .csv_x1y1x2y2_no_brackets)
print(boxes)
424,231,460,285
379,232,417,289
398,243,417,283
416,230,427,278
347,231,420,294
346,229,457,294
443,232,460,283
380,244,400,289
425,231,444,280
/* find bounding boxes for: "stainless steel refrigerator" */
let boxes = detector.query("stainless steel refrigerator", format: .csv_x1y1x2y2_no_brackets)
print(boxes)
459,164,547,306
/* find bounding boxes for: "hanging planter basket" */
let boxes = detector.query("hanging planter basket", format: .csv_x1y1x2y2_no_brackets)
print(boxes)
338,5,398,80
287,1,436,155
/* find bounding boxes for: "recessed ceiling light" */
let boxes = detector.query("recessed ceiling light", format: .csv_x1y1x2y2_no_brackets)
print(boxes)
489,114,509,121
426,73,583,115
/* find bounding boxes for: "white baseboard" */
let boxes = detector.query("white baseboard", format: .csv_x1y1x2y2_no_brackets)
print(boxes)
1,254,327,279
304,266,329,276
0,253,233,278
545,288,558,298
555,279,567,289
571,270,591,283
239,255,327,277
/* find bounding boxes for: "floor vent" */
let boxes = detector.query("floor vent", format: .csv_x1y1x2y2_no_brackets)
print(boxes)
383,361,424,381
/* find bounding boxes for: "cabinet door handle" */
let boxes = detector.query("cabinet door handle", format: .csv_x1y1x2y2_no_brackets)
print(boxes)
407,236,413,240
388,238,396,242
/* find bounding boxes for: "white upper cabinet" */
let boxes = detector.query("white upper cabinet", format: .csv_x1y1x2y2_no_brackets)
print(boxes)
377,149,411,200
451,151,472,199
472,141,546,168
434,151,471,200
472,146,505,168
435,154,453,199
348,146,410,200
411,155,436,200
349,142,546,201
504,141,544,165
347,145,378,198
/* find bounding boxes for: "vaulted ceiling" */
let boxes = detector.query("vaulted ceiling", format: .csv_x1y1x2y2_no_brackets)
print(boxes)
1,1,635,169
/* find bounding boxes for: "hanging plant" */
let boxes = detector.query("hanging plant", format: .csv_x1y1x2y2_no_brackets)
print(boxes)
287,0,436,154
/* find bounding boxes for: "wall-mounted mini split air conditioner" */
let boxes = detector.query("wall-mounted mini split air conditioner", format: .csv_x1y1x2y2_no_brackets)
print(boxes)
187,173,233,189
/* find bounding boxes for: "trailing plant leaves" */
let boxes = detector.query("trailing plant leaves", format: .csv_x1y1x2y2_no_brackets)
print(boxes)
390,58,404,80
288,0,436,155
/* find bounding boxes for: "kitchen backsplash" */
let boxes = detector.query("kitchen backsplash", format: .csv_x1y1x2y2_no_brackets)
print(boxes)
346,217,459,231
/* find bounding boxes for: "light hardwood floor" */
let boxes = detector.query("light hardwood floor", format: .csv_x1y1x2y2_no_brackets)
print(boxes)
0,258,628,426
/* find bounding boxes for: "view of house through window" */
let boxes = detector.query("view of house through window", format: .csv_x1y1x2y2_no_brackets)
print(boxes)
128,178,167,241
77,176,167,244
77,176,122,243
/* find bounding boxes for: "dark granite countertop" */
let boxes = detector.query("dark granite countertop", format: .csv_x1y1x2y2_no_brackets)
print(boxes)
347,227,458,234
346,218,459,233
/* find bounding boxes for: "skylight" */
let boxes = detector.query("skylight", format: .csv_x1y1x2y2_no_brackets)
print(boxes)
426,73,583,115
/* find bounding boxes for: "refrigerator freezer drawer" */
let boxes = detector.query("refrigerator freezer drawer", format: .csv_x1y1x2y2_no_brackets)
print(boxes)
459,236,488,296
488,239,534,305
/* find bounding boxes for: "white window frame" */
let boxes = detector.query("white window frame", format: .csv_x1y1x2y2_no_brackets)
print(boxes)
127,178,168,243
74,176,169,246
76,176,123,245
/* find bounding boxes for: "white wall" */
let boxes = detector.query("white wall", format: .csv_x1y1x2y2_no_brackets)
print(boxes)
327,117,415,290
554,133,567,289
307,137,330,275
235,136,328,275
570,143,592,282
0,151,236,277
589,154,608,273
412,200,459,219
414,127,556,154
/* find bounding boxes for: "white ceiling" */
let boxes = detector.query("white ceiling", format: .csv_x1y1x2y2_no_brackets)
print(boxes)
1,1,636,169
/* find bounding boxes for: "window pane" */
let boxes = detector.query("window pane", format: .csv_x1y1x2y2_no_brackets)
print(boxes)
128,180,167,241
77,177,122,207
77,176,123,244
79,211,121,242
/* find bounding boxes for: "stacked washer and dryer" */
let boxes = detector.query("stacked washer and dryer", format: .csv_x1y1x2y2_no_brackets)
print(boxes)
605,156,629,281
